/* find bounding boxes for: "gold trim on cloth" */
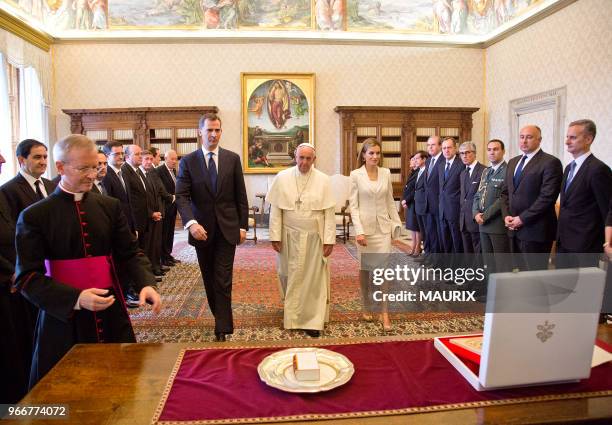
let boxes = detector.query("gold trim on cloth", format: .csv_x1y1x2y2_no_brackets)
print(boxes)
151,336,612,425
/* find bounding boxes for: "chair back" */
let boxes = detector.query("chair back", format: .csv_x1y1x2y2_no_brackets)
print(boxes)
329,174,351,213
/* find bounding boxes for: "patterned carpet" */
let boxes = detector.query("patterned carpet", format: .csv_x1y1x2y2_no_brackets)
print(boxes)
130,239,484,343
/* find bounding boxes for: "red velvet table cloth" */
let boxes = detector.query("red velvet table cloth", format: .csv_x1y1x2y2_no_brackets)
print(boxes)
154,339,612,424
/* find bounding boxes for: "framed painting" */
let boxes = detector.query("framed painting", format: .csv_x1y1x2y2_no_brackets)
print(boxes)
241,73,315,174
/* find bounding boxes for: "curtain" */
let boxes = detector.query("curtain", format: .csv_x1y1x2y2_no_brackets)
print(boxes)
0,53,13,184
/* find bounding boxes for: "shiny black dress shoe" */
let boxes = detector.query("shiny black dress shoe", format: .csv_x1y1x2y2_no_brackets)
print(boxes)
304,329,320,338
160,265,171,272
170,257,182,264
215,332,227,342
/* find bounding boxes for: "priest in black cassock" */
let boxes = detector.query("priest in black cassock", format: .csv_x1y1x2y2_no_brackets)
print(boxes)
15,135,162,388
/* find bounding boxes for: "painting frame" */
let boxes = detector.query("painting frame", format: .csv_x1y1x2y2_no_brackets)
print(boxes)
241,72,315,174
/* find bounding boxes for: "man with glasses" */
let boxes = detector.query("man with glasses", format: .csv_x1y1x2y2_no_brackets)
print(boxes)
92,150,108,195
14,134,161,388
458,141,485,253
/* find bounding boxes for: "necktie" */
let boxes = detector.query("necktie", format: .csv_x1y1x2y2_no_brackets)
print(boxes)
208,152,218,193
513,155,528,187
564,161,576,192
136,168,147,190
117,169,127,191
97,182,107,195
463,166,471,197
170,168,177,183
34,180,44,200
427,157,435,181
444,161,450,181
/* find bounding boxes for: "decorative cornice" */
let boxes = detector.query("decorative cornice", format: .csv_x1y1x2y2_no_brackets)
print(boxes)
0,8,53,51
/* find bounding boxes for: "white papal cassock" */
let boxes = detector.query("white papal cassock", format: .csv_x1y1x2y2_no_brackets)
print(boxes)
266,166,336,331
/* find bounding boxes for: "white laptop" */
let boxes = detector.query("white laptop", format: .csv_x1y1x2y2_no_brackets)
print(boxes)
435,267,607,391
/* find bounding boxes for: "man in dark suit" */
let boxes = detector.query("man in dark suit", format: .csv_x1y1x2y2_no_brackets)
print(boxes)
458,141,485,253
91,151,108,195
420,136,445,260
557,119,612,266
0,150,35,403
473,140,509,273
142,150,173,276
101,141,134,233
155,149,180,266
0,139,56,221
176,113,249,342
438,137,464,254
122,145,155,249
501,125,563,270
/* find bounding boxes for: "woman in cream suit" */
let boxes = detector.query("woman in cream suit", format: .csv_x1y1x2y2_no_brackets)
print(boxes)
349,138,402,331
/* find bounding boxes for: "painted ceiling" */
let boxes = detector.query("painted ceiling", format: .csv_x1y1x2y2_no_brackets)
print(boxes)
1,0,568,43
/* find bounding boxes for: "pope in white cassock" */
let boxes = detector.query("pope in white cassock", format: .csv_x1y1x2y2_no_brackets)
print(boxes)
266,143,336,338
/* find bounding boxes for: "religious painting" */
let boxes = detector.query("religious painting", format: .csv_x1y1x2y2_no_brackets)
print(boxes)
108,0,223,28
315,0,344,31
347,0,434,33
237,0,312,30
241,73,315,174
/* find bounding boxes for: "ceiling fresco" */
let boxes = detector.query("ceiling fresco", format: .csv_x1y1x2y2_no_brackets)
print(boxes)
0,0,566,42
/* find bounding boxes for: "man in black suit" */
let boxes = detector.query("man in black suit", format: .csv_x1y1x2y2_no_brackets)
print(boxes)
0,139,56,221
420,136,445,260
122,145,155,249
458,141,485,253
557,119,612,266
142,150,173,276
501,125,563,270
91,151,108,195
101,141,134,233
0,150,35,403
155,149,179,266
438,137,464,254
176,113,249,342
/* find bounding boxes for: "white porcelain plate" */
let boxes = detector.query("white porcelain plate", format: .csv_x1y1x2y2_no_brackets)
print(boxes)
257,347,354,393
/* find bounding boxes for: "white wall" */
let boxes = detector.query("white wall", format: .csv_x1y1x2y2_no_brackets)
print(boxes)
486,0,612,166
51,42,485,203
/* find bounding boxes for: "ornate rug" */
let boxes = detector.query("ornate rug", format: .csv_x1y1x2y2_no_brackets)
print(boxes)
130,239,483,343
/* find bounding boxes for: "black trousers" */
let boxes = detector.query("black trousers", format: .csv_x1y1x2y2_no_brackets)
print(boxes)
423,213,441,254
512,237,553,271
145,219,163,273
195,225,236,334
461,230,481,254
440,218,463,254
161,204,177,262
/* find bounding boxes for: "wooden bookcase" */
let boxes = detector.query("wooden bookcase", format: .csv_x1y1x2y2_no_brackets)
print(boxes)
62,106,218,158
335,106,479,200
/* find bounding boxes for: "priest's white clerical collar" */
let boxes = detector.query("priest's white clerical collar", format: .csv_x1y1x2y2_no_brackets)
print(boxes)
59,181,85,201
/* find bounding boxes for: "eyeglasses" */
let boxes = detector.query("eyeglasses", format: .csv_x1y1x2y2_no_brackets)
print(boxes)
459,151,474,155
109,152,124,157
67,164,98,175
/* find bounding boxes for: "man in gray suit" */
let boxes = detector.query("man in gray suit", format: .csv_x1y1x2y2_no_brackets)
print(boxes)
473,139,509,273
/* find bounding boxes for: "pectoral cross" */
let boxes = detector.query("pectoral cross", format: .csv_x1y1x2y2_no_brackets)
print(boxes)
295,198,302,210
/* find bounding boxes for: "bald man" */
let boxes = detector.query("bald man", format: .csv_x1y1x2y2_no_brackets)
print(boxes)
501,125,562,270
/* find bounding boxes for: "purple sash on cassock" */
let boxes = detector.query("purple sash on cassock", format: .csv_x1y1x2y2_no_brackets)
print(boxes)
45,256,114,290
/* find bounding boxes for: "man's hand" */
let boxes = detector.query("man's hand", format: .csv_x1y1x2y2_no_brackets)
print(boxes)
475,213,484,225
605,243,612,262
271,241,282,253
504,216,513,228
323,244,334,257
139,286,162,314
239,229,246,245
401,200,407,209
506,215,523,230
152,212,162,221
356,234,367,247
189,223,208,241
77,288,115,311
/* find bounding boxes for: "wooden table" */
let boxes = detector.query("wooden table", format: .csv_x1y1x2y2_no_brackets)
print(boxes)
7,326,612,425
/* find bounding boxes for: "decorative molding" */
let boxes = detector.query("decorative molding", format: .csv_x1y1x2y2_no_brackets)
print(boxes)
509,86,567,158
0,8,52,51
